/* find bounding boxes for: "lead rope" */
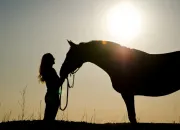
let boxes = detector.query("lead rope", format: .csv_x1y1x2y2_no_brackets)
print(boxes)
59,68,79,111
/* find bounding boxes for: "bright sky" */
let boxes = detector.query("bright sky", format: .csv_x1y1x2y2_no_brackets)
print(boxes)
1,0,180,123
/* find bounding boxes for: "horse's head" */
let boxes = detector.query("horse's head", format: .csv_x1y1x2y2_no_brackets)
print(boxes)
60,40,85,79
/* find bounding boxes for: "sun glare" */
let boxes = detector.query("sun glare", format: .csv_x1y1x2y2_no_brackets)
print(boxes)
106,2,142,43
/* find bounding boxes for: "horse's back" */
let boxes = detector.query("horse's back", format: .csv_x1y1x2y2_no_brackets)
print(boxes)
133,51,180,96
111,49,180,96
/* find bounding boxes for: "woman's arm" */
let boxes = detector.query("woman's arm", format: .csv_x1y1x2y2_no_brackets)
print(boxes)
58,76,66,87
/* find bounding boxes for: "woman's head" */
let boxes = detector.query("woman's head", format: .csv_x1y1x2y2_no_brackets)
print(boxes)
38,53,55,83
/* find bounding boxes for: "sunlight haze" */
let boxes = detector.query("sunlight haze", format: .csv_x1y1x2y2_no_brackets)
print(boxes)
106,2,142,44
0,0,180,123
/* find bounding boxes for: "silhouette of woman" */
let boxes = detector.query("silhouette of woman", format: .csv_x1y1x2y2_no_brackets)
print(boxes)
38,53,64,121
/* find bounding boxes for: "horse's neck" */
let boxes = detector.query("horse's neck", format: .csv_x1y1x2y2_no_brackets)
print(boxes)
87,56,112,75
84,46,114,76
83,43,147,76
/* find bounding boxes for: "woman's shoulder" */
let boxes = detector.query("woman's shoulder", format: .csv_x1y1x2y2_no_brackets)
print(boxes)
46,67,57,73
51,68,57,73
43,68,58,79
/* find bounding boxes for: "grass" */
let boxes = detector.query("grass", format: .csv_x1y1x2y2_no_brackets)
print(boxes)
0,120,180,130
0,86,180,130
18,86,27,120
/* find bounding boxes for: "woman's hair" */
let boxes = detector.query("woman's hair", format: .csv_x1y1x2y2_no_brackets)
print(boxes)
38,53,54,83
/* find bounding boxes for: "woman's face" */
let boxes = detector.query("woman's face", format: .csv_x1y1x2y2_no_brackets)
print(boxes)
46,54,55,66
52,57,55,64
49,55,55,65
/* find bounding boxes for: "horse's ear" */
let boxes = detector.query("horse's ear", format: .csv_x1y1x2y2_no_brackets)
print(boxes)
67,39,76,47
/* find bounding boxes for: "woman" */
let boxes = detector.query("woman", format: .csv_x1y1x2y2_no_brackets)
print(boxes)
38,53,64,121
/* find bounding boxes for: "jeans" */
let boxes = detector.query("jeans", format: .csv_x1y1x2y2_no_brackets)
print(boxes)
43,92,60,121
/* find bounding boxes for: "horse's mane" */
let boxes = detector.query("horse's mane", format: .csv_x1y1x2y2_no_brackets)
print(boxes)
80,40,126,47
79,40,129,50
78,40,148,56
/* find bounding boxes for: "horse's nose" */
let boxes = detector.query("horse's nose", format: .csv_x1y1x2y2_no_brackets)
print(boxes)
59,67,64,77
60,65,68,78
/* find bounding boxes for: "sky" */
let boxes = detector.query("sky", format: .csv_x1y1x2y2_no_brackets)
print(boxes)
0,0,180,123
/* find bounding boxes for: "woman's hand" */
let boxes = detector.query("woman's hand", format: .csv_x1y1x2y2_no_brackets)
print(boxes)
59,76,66,87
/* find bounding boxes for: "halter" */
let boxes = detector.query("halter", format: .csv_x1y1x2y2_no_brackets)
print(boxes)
59,67,80,111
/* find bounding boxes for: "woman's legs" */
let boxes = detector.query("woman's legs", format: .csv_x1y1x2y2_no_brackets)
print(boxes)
44,103,59,120
43,93,60,121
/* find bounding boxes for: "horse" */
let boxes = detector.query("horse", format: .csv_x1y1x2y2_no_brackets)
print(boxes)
59,39,180,123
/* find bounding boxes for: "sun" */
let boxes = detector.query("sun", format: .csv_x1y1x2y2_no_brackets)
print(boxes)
106,2,142,43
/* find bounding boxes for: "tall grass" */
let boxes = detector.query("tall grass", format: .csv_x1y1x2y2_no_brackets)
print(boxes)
2,110,12,122
1,86,180,124
38,100,42,120
81,107,88,122
18,86,27,120
0,86,124,123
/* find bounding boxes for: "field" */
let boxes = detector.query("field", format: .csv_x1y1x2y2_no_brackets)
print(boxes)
0,120,180,130
1,87,180,130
